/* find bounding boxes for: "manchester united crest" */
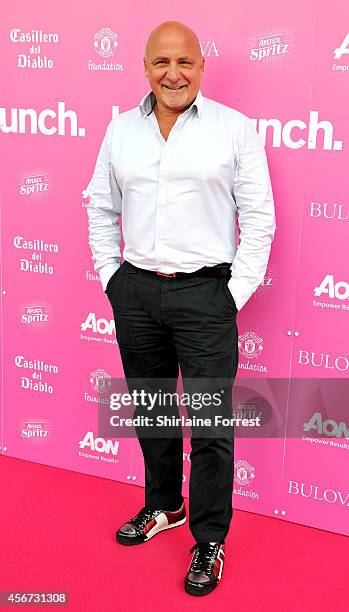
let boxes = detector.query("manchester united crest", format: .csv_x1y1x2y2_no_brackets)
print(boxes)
238,331,263,359
234,459,255,485
94,27,118,58
89,368,111,393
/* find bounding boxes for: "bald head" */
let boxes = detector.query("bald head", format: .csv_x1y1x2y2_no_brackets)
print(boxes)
144,21,202,59
143,21,204,117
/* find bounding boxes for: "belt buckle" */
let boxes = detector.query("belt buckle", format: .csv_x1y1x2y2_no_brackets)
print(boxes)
156,271,177,278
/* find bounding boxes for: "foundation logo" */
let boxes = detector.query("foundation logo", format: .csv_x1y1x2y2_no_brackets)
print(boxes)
84,368,112,405
248,29,295,67
18,172,50,198
333,33,349,72
85,270,100,282
238,332,267,373
233,460,260,499
234,459,255,485
89,27,123,71
239,332,263,359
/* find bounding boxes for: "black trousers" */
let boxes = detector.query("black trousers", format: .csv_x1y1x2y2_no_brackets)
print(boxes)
106,260,239,543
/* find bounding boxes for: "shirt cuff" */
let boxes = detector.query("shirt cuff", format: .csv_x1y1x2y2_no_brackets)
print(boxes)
100,263,120,292
227,278,254,312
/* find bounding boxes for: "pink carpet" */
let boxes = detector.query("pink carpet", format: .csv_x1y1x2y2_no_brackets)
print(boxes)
0,455,348,611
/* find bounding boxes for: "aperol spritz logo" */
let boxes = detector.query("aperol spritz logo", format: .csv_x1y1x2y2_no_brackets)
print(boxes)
247,28,296,68
18,172,51,199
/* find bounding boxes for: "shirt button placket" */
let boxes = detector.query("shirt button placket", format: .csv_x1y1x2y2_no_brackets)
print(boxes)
155,142,170,268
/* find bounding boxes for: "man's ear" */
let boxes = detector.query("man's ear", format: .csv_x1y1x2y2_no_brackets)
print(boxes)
143,57,149,77
201,56,205,74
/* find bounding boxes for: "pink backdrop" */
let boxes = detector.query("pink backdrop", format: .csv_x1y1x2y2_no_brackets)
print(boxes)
1,0,349,536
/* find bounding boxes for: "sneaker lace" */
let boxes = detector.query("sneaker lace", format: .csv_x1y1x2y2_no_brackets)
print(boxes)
189,543,220,573
130,507,162,532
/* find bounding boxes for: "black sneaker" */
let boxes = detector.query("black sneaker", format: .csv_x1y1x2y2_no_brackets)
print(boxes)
184,541,225,596
115,501,186,546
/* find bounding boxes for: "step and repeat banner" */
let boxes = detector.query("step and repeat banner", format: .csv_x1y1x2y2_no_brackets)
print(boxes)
1,0,348,536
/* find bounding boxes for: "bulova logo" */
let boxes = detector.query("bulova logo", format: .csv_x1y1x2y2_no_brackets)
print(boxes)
199,40,219,57
310,201,349,221
79,431,119,455
298,350,349,372
304,412,349,438
288,480,349,507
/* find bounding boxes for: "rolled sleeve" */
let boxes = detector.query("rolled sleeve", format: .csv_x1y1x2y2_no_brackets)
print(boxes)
85,119,122,292
228,117,276,311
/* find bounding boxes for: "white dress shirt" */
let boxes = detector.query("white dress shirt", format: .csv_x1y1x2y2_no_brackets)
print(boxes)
85,89,276,311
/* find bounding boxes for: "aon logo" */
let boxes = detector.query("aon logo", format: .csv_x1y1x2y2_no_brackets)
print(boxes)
314,275,349,300
304,413,349,438
334,33,349,59
81,312,115,335
79,431,119,455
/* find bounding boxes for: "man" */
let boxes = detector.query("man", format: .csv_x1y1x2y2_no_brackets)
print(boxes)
86,21,276,596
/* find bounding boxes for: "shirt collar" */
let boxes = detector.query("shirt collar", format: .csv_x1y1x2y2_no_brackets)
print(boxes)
139,89,203,119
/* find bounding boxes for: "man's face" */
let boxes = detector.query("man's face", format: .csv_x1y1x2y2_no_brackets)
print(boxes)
144,28,204,114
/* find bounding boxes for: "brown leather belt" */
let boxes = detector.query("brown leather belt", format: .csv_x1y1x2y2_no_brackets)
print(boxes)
126,261,232,279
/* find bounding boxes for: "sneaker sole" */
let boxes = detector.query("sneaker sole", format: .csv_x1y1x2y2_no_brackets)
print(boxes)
116,516,187,546
184,579,219,596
